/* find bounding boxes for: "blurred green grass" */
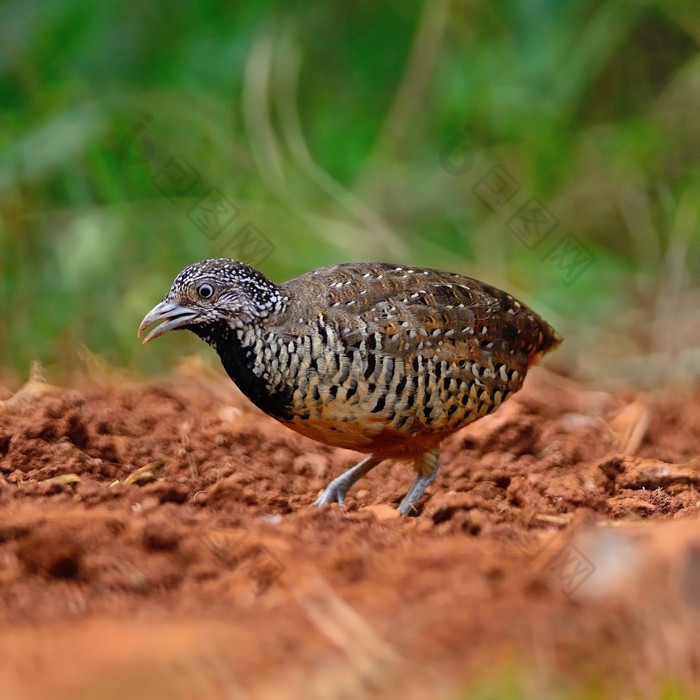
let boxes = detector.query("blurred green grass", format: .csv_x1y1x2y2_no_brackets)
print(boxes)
0,0,698,383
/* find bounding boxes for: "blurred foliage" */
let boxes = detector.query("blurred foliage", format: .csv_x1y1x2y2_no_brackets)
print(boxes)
458,662,700,700
0,0,698,381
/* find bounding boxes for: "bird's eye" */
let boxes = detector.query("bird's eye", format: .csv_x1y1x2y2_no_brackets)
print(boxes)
197,283,215,299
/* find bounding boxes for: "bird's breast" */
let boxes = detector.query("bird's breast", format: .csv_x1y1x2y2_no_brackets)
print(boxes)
215,314,524,454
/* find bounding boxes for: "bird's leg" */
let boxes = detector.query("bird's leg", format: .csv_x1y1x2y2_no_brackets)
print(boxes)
397,449,440,515
313,455,383,508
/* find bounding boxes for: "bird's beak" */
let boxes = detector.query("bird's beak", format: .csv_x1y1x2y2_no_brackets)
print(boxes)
138,301,199,344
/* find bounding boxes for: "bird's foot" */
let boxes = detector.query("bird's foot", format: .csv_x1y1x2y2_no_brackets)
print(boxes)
313,478,348,507
313,456,382,508
397,452,440,515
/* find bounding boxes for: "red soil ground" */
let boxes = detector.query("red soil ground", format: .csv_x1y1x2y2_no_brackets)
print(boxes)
1,362,699,698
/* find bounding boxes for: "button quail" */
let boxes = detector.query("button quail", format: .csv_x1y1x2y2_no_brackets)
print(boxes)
138,259,561,514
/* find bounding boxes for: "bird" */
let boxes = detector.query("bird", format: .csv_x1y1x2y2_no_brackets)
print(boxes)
138,259,561,515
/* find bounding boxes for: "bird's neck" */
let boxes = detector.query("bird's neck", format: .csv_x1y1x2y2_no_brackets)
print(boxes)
206,320,295,421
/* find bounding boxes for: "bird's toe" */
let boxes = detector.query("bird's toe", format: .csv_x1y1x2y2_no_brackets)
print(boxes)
313,483,347,507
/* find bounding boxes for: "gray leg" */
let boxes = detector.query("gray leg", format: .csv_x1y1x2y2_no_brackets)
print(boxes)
313,456,383,507
397,450,440,515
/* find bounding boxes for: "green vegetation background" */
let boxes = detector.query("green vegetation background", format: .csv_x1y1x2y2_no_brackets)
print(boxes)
0,0,698,383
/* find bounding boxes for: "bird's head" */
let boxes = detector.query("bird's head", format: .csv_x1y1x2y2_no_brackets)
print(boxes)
138,258,282,345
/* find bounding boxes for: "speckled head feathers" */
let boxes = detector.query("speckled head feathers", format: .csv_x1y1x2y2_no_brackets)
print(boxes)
170,259,283,322
138,259,283,345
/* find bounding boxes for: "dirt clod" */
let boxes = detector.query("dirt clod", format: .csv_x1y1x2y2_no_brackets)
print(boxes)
16,526,84,580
